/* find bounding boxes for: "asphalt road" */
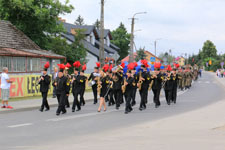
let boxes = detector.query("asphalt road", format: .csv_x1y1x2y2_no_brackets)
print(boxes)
0,72,224,150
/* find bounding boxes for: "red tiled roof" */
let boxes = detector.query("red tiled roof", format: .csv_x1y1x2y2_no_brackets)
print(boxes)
121,51,162,62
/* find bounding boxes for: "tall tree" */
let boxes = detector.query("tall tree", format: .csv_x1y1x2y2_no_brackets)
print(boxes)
74,15,85,25
111,22,131,60
135,47,147,62
202,40,217,59
93,19,100,29
0,0,74,50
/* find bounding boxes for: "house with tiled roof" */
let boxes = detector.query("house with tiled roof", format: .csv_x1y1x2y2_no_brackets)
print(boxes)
0,20,65,74
121,51,163,63
60,21,119,73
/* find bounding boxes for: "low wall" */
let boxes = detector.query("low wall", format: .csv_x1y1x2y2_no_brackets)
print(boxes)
0,74,92,98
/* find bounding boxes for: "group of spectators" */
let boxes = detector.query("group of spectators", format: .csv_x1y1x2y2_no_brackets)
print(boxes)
216,69,225,78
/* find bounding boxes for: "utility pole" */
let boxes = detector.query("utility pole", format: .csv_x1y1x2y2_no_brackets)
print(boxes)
129,18,135,63
154,41,157,56
129,12,147,63
99,0,105,67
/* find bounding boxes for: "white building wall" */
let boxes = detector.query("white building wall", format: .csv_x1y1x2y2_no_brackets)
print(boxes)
86,52,98,74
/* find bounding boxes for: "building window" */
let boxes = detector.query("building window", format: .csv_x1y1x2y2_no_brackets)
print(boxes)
12,57,26,72
27,58,41,72
0,56,12,72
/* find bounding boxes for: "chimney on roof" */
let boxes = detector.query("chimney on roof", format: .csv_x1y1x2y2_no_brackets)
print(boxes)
58,17,66,23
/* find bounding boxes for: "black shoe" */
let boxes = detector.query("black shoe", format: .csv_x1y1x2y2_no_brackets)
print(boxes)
45,108,50,111
76,108,81,111
167,102,171,105
139,107,143,111
125,111,129,114
155,105,159,108
72,109,75,112
39,108,43,112
93,102,97,104
62,111,67,114
116,107,119,110
66,105,70,108
108,103,111,106
56,113,60,116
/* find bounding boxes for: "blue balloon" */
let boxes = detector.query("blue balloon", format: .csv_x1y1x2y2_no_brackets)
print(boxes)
160,66,165,69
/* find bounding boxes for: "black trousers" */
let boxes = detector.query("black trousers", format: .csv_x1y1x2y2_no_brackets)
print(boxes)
109,89,115,105
165,90,172,104
172,87,177,103
53,87,56,97
152,89,161,106
65,95,70,107
80,88,85,105
139,89,147,108
72,91,81,110
125,93,132,112
92,84,98,103
56,93,66,114
41,92,49,110
114,89,122,108
131,88,137,104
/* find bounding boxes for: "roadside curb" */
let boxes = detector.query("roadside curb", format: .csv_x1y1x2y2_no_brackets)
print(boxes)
0,98,94,115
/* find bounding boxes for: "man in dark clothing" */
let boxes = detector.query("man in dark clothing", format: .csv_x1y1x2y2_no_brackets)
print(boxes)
88,66,99,104
39,62,51,112
53,64,70,116
72,68,81,112
164,72,173,105
124,70,134,114
112,69,123,110
131,69,138,106
152,69,163,108
79,67,87,106
171,69,179,104
139,65,150,111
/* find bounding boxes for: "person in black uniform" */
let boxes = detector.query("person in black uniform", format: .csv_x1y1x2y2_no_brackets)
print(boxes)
163,66,173,105
64,63,72,108
131,68,138,106
79,64,87,106
88,63,100,104
139,65,150,111
108,70,115,106
71,67,81,112
124,69,134,114
53,64,70,116
171,67,179,104
151,64,163,108
39,62,51,112
112,67,123,110
98,69,109,112
104,70,111,103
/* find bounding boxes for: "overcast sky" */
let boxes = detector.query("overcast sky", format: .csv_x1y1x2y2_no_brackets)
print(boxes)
59,0,225,57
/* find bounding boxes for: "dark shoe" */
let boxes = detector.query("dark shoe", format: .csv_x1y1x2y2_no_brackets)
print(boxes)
93,102,97,104
155,105,159,108
66,105,70,108
56,113,60,116
39,108,43,112
62,111,67,114
116,107,119,110
125,111,129,114
76,108,81,111
167,102,171,105
72,109,75,112
45,108,50,111
139,107,143,111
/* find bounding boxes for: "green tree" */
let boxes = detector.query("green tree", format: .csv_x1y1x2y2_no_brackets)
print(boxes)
158,52,175,65
74,15,85,25
111,22,131,61
93,19,100,29
0,0,74,50
202,40,217,59
135,47,147,62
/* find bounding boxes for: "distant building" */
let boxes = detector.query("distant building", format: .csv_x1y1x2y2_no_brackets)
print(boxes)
175,56,185,66
121,51,163,63
60,21,120,73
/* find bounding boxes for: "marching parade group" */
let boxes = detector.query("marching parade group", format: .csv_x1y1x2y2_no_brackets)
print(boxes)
38,60,200,116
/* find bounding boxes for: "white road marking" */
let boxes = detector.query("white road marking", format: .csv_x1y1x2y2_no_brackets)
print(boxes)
47,89,188,122
8,123,33,128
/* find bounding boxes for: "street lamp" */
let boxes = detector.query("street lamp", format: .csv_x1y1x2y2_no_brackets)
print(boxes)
129,12,147,63
154,38,162,56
